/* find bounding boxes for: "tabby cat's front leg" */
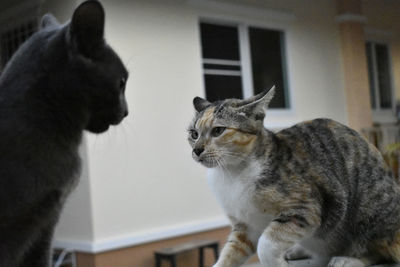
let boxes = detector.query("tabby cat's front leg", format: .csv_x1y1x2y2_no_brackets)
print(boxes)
213,224,256,267
257,215,320,267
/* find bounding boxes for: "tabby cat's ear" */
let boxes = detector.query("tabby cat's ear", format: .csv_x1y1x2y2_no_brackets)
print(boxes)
69,0,105,57
193,97,211,112
40,14,60,29
237,86,276,119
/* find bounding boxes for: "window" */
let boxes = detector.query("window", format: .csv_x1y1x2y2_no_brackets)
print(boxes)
201,23,243,101
200,21,289,108
365,41,393,111
0,19,37,69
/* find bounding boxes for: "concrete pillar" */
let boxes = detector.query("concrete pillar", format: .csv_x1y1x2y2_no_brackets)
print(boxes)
336,0,372,131
393,41,400,101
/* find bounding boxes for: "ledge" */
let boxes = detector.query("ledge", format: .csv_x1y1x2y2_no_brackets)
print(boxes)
53,217,230,253
335,13,367,24
187,0,296,22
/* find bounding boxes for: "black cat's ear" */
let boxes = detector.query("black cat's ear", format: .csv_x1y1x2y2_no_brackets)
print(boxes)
69,0,105,57
40,14,60,29
193,97,211,112
236,86,276,120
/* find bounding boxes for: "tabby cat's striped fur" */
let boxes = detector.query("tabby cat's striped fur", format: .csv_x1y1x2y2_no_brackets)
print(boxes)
188,88,400,267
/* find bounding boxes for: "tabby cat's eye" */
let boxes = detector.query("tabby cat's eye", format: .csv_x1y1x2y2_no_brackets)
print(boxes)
190,130,199,140
211,127,226,137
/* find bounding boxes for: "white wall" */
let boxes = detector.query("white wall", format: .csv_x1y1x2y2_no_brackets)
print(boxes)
87,0,224,244
53,0,347,251
54,139,95,245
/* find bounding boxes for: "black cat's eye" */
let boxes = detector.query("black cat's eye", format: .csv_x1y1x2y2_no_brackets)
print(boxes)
211,127,226,137
119,78,126,90
190,130,199,140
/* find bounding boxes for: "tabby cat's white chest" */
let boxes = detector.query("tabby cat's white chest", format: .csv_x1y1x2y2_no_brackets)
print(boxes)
207,163,273,241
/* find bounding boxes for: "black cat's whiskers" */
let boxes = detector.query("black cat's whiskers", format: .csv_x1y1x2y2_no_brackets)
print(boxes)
118,123,129,146
112,122,131,151
91,131,100,148
90,126,115,148
120,118,140,153
124,55,135,68
113,120,133,143
105,126,119,144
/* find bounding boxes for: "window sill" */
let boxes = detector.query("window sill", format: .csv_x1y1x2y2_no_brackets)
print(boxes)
372,110,397,124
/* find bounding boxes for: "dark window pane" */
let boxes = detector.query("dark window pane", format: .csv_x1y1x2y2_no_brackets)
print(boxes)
249,27,287,108
375,44,392,109
204,74,243,102
0,20,37,68
1,33,6,66
366,42,376,109
7,38,13,59
200,22,240,60
203,64,241,71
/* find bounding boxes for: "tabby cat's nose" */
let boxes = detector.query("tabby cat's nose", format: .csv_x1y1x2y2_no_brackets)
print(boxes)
193,148,204,156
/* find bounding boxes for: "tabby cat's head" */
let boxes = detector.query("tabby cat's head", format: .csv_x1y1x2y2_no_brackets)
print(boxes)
188,87,275,168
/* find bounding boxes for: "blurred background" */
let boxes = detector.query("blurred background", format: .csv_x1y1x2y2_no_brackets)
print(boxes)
0,0,399,266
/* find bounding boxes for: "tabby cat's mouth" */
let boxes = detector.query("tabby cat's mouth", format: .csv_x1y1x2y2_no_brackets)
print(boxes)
195,155,218,168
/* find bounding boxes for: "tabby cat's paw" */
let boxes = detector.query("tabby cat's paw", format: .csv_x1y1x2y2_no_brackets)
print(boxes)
328,257,365,267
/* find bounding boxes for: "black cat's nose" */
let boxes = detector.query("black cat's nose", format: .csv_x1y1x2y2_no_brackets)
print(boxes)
123,110,128,117
193,148,204,156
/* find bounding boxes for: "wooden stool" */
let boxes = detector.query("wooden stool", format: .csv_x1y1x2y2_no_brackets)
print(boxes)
154,239,219,267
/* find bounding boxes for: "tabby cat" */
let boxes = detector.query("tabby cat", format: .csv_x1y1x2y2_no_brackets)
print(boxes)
188,87,400,267
0,1,128,266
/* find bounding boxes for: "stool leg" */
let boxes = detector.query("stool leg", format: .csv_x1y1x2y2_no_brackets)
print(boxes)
155,255,161,267
170,255,177,267
213,244,219,262
199,247,204,267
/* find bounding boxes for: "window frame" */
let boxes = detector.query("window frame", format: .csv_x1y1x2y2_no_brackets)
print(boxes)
198,16,293,113
365,39,396,123
0,18,38,68
0,1,39,71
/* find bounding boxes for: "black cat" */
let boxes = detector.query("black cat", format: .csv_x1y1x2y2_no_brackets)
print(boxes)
0,1,128,266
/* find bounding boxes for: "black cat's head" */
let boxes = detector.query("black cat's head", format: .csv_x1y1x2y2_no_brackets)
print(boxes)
40,0,129,134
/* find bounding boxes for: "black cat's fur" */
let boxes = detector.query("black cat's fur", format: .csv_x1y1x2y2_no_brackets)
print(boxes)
0,1,128,266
